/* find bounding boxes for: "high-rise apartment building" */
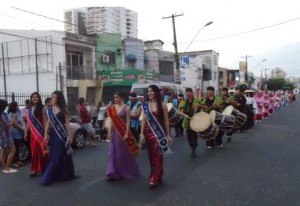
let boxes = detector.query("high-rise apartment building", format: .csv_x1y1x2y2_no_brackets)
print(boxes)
64,8,87,36
64,7,138,38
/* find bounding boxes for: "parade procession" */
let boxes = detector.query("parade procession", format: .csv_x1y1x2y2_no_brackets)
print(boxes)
1,83,296,190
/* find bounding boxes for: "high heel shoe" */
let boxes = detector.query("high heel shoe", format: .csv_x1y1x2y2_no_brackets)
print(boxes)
149,181,159,189
29,172,37,177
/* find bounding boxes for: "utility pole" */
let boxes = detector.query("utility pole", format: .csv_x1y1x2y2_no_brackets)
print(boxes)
261,69,263,90
241,55,252,87
59,62,63,91
163,13,183,84
1,43,7,100
35,38,39,93
264,68,268,90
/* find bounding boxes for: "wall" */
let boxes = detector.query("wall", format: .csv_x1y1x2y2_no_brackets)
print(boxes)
0,29,65,94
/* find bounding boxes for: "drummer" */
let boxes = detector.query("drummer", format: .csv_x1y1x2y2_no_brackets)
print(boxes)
233,86,247,132
174,94,185,137
199,86,223,149
220,87,235,143
179,88,201,158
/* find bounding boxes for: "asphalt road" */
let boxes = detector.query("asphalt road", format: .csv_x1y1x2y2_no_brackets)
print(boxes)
1,99,300,206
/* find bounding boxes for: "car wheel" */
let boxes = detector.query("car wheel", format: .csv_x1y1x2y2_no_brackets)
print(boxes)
73,130,86,148
19,143,30,161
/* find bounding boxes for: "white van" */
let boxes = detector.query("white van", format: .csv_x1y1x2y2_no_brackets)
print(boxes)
130,81,185,101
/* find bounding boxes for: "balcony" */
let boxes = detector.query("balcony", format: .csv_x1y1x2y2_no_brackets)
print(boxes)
66,66,95,80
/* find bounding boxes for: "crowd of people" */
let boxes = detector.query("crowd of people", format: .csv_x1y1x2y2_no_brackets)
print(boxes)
0,85,296,189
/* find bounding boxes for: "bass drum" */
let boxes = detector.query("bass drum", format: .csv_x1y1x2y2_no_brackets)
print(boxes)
222,105,247,129
167,103,184,126
210,110,235,132
190,112,219,141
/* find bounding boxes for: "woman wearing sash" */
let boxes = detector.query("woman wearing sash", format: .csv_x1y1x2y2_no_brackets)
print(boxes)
24,92,48,177
106,91,140,180
141,85,172,188
41,90,76,185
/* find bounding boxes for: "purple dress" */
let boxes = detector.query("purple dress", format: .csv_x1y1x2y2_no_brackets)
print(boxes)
106,106,140,180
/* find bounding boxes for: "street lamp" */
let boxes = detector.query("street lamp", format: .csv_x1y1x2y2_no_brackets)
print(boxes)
252,59,267,72
184,21,213,52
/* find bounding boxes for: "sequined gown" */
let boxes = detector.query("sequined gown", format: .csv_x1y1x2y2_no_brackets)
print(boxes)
144,111,164,184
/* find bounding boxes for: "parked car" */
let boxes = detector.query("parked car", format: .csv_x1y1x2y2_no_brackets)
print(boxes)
69,116,86,148
17,116,86,162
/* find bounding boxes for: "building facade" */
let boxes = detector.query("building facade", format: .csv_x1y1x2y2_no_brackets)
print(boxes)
179,50,219,97
218,67,228,91
64,7,138,38
64,8,88,36
270,67,287,78
0,29,99,114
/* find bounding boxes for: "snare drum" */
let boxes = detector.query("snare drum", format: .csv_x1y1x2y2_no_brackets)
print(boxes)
190,112,219,141
209,110,235,132
222,105,247,129
167,103,183,125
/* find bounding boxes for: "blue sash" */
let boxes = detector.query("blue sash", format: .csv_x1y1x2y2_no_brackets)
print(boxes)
142,102,172,155
27,107,44,136
47,108,73,155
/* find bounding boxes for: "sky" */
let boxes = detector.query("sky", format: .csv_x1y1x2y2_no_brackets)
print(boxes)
0,0,300,77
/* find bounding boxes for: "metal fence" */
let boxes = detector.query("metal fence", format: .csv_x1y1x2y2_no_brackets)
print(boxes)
0,92,52,105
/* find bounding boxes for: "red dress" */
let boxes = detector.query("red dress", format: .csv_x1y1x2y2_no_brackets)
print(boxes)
144,111,164,184
29,114,48,173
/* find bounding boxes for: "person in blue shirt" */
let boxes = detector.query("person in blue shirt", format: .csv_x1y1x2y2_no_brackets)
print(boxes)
126,92,142,143
7,102,25,168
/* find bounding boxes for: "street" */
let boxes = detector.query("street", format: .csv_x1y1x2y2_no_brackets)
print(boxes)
1,99,300,206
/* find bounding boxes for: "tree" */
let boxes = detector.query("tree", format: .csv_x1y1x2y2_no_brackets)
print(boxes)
267,78,296,91
267,78,286,91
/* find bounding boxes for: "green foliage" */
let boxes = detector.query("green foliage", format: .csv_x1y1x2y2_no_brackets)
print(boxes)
267,78,295,90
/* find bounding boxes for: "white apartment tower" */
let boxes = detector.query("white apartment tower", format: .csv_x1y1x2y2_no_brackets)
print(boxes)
64,7,138,38
86,7,138,38
64,8,87,35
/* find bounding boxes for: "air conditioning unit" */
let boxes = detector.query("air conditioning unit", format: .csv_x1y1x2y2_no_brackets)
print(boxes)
102,55,110,63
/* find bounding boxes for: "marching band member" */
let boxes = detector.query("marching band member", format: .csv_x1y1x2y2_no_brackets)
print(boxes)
200,86,223,149
274,92,281,112
244,90,256,129
141,85,172,188
233,86,247,132
268,92,275,115
263,94,270,119
254,91,264,123
220,87,235,142
179,88,201,157
174,94,185,138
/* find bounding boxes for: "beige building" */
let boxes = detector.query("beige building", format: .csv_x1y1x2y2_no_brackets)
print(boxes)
270,67,287,78
218,67,228,91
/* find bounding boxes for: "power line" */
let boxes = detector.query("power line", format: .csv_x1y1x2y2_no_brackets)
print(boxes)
0,30,166,71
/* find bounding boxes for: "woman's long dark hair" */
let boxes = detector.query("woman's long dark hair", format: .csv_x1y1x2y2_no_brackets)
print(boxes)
30,92,44,118
53,90,68,115
0,99,8,115
148,85,164,124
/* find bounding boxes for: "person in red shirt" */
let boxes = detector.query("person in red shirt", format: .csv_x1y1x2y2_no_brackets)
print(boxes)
78,98,96,146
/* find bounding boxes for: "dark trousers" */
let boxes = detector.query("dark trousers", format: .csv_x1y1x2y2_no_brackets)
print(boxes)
186,129,198,151
206,130,224,147
174,119,184,136
130,127,141,143
13,139,24,162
